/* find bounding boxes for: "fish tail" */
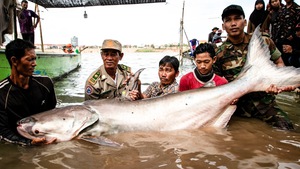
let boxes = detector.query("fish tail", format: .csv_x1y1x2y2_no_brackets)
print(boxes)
238,26,300,92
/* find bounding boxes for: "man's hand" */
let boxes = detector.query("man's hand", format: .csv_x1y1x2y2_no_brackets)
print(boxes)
129,90,141,101
282,45,293,54
231,98,239,105
266,84,296,95
31,137,56,145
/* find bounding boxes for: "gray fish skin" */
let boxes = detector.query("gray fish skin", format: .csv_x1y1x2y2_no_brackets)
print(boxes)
17,27,300,143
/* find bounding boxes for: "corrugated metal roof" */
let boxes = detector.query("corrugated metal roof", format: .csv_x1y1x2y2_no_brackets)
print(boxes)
28,0,166,8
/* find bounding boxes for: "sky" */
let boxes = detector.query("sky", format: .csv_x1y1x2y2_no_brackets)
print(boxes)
23,0,300,46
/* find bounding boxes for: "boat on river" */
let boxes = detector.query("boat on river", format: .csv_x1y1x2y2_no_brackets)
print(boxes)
0,0,165,81
0,49,81,81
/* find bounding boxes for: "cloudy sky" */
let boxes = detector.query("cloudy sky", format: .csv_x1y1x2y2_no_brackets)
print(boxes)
24,0,299,46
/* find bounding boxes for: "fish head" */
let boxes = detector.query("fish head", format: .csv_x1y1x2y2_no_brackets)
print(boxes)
17,116,38,140
17,105,99,143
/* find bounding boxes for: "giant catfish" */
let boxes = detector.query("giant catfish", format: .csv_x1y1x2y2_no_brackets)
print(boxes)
17,27,300,145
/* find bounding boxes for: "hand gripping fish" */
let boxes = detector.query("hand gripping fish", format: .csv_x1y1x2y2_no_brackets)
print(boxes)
121,68,145,100
17,27,300,146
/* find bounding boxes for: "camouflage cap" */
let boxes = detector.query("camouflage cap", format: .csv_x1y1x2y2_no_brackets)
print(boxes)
221,4,245,20
101,39,122,52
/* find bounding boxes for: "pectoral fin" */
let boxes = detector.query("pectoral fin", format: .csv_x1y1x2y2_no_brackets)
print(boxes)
212,105,237,128
80,136,123,147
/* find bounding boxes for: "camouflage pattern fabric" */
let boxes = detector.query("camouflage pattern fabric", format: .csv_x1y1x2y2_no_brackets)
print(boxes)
272,2,300,44
214,33,294,130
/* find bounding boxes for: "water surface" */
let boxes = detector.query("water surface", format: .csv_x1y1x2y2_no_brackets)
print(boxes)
0,52,299,169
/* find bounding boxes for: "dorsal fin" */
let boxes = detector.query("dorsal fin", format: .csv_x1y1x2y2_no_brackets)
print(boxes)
120,68,145,100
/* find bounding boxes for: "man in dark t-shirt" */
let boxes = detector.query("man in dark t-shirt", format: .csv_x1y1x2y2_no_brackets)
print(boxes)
0,39,57,145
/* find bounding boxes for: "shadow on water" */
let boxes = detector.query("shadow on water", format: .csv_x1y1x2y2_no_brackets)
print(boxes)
1,53,299,169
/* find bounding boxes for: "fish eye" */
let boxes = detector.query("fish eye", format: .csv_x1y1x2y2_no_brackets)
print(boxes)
34,130,39,134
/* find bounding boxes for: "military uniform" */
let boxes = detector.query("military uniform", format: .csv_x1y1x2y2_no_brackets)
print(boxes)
271,2,300,65
272,2,300,45
85,64,131,100
214,33,294,130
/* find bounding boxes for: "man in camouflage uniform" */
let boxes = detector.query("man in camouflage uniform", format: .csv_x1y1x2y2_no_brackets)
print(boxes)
214,4,295,130
84,39,140,100
271,0,300,65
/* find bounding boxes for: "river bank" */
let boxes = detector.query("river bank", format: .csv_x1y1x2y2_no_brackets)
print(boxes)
40,46,188,54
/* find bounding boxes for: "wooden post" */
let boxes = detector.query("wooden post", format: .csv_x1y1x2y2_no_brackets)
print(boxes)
13,2,18,40
179,0,185,66
35,4,44,52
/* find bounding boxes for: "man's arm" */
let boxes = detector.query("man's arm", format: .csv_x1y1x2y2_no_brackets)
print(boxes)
273,56,285,67
0,110,31,145
31,11,40,28
34,14,40,28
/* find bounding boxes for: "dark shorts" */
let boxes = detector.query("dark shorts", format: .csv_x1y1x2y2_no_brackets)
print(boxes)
21,33,35,45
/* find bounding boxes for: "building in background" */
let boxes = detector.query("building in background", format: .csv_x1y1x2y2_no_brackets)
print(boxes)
71,36,78,47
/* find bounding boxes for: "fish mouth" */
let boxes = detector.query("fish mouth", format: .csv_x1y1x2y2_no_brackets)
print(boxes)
17,117,39,140
17,124,38,140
